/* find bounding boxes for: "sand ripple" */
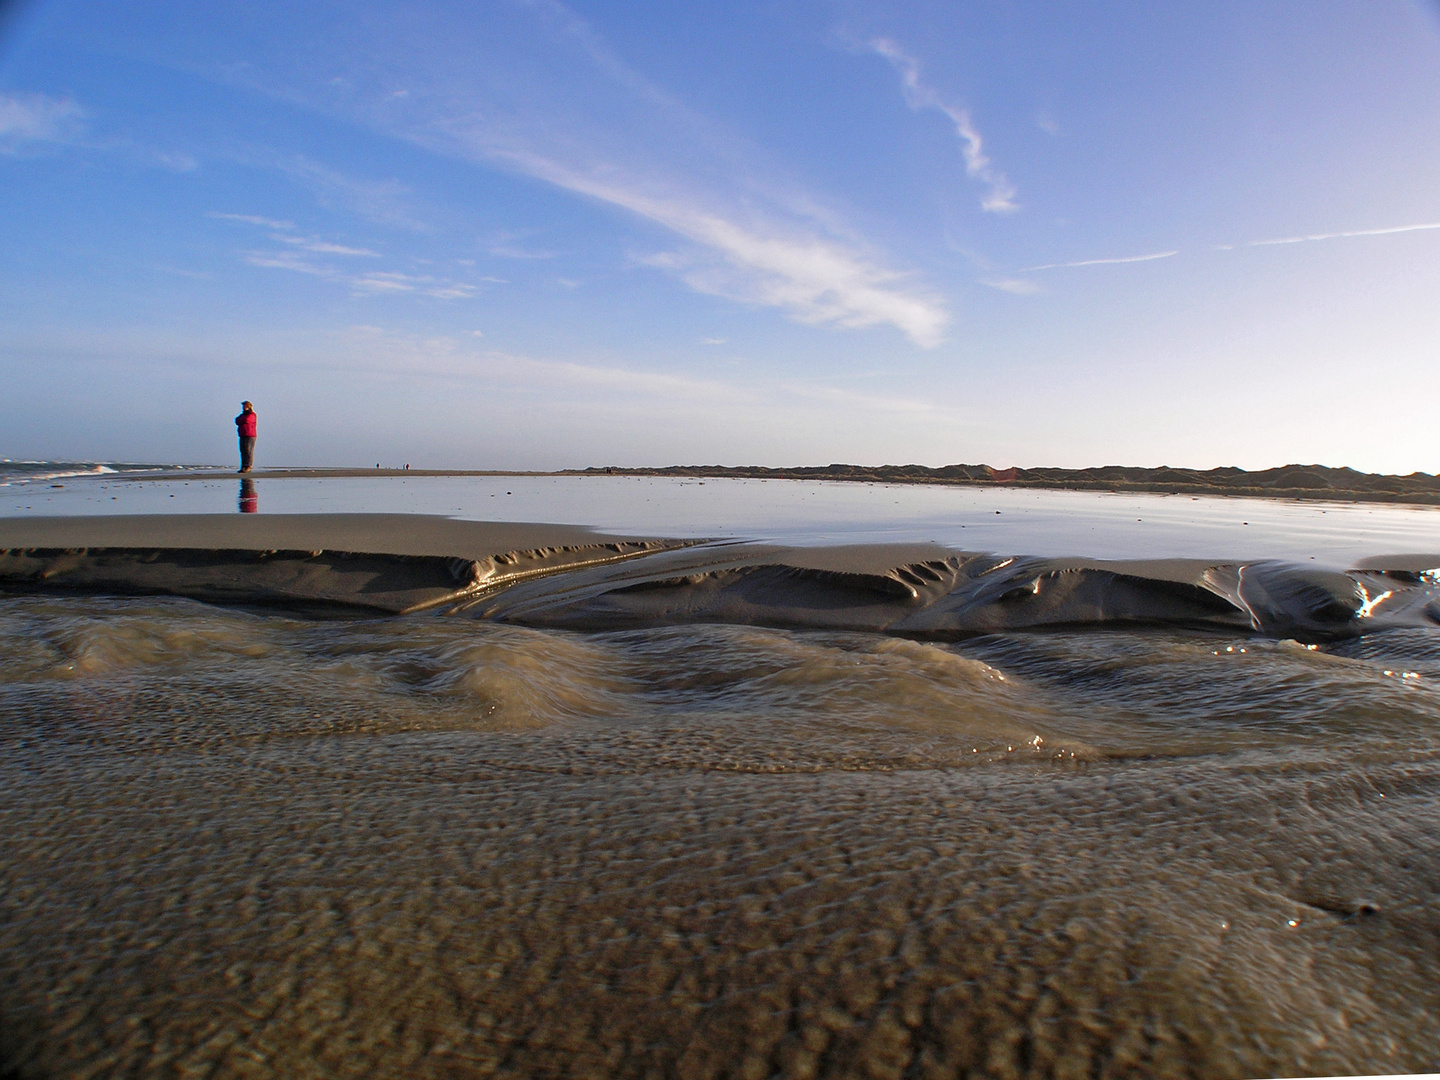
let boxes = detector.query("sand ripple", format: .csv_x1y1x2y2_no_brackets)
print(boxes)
2,596,1440,1077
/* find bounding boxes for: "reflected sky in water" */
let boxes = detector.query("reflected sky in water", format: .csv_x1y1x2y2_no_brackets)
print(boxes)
3,473,1436,566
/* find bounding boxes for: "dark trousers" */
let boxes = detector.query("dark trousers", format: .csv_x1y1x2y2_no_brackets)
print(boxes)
239,436,256,471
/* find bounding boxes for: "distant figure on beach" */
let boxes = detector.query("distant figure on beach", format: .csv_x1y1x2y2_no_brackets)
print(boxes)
235,401,257,473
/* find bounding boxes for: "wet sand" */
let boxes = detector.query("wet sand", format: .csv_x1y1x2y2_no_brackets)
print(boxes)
2,514,1440,1078
0,515,696,614
0,512,664,561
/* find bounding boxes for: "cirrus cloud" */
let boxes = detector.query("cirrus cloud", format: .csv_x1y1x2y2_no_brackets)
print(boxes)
496,149,948,345
190,0,952,347
867,39,1018,215
0,93,85,151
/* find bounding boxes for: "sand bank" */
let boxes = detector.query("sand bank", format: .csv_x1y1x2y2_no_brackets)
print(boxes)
0,515,693,614
2,514,1436,639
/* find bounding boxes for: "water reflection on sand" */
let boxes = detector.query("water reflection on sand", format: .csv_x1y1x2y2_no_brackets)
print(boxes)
7,473,1440,564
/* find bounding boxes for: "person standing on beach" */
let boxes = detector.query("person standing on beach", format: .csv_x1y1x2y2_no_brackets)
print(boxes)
235,401,257,473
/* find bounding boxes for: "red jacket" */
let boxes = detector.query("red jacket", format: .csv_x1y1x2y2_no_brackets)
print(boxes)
236,409,257,437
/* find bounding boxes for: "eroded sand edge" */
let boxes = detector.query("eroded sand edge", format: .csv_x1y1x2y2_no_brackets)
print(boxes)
2,515,1437,640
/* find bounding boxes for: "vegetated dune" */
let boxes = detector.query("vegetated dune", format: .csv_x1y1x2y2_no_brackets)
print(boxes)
573,462,1440,504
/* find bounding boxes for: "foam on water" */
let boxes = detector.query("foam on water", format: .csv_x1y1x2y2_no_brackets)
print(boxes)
0,460,198,487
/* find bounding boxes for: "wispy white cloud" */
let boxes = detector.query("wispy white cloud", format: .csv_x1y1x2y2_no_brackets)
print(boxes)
980,278,1042,295
868,39,1017,214
153,150,199,172
211,212,295,230
487,233,558,259
1014,216,1440,285
349,271,416,293
2,92,197,172
224,213,472,297
273,234,380,257
313,262,479,299
0,93,85,150
240,241,479,299
1020,250,1177,272
351,269,479,300
244,250,328,275
200,2,949,347
1015,218,1440,281
497,150,947,345
421,282,480,300
275,156,427,231
1244,221,1440,247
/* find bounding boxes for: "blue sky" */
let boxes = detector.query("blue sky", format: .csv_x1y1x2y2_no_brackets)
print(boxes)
2,0,1438,471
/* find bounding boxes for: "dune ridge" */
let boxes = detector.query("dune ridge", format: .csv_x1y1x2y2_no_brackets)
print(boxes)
570,462,1440,504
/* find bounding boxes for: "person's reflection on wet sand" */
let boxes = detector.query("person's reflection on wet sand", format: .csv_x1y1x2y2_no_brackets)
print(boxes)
238,478,258,513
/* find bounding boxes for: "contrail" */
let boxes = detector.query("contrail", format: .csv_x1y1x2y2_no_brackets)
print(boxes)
1247,221,1440,246
1018,250,1178,272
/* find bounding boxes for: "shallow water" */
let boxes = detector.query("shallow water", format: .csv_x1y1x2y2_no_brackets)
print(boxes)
7,472,1440,563
3,592,1440,1077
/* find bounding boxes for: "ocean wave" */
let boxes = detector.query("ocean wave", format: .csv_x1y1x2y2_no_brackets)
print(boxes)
0,461,198,486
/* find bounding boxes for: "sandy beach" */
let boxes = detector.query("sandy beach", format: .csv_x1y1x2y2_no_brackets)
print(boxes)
2,507,1439,1077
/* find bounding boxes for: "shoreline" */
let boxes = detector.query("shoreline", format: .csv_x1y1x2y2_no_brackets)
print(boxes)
108,462,1440,507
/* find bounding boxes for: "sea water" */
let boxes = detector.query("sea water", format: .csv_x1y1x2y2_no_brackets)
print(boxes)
1,474,1439,1078
5,469,1439,563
